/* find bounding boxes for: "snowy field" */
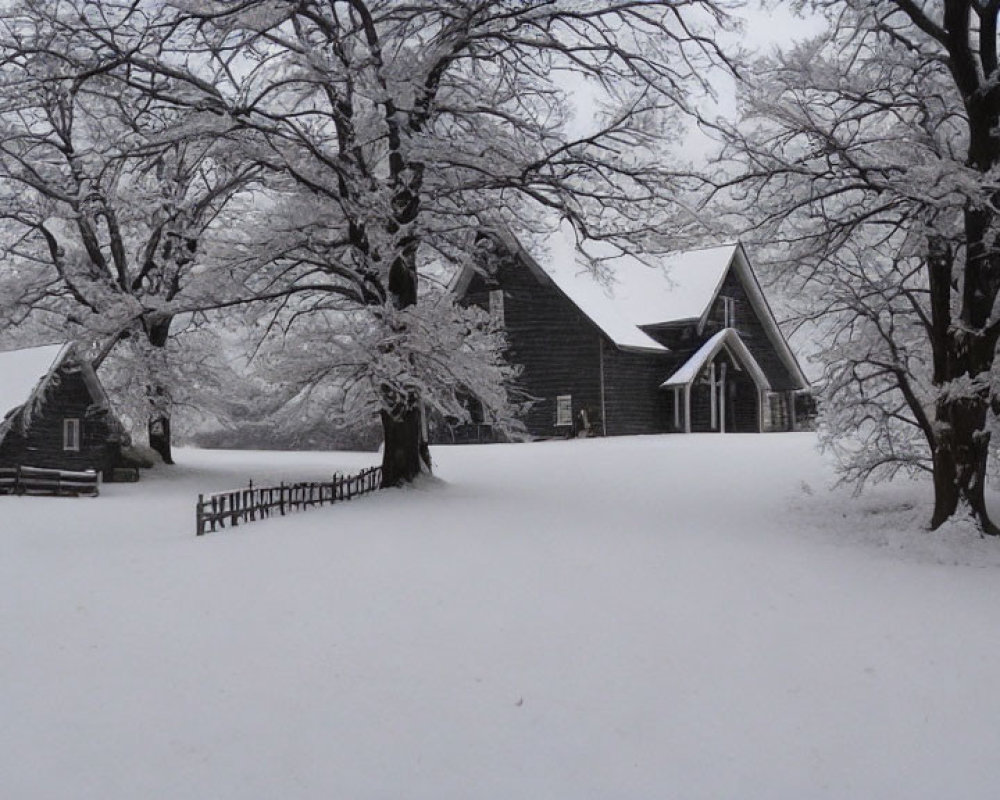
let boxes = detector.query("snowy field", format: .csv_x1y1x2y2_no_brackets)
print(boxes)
5,433,1000,799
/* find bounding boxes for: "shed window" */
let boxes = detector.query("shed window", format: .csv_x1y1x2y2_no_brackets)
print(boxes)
489,289,505,327
555,395,573,427
63,418,81,451
721,295,736,328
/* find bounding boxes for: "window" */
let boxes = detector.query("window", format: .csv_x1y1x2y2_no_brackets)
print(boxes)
555,395,573,427
489,289,505,327
721,295,735,328
63,418,80,451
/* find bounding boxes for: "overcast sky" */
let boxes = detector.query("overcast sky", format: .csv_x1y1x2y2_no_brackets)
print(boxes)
566,3,824,155
685,3,826,159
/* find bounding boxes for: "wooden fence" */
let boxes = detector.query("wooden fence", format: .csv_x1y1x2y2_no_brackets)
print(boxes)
0,465,99,497
196,466,382,536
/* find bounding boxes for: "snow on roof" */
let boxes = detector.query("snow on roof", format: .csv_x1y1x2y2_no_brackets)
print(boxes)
660,328,771,390
0,343,68,418
519,221,737,351
520,225,665,352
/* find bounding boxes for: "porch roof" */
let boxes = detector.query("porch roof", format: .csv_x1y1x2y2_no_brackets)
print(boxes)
660,328,771,391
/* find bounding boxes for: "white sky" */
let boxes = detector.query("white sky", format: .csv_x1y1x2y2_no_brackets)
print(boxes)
567,3,825,157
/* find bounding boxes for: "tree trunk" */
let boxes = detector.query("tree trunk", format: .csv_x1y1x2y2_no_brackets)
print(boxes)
927,301,999,534
379,405,431,487
148,412,173,466
144,315,174,465
925,228,999,535
378,221,431,486
930,397,997,534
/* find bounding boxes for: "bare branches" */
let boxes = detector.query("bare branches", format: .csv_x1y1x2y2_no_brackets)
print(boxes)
718,0,1000,531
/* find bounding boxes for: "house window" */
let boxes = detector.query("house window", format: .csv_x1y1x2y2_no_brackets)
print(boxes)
63,418,81,451
489,289,505,327
721,295,735,328
555,395,573,427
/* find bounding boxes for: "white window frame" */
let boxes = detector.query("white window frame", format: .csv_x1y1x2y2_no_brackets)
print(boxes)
489,289,505,327
63,418,81,451
721,295,736,328
555,394,573,427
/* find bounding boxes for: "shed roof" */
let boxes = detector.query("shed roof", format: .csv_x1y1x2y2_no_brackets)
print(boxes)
0,343,69,419
0,342,114,448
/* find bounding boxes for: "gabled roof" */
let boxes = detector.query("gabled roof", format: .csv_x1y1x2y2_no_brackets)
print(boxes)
660,328,771,391
534,222,738,329
452,222,810,388
469,226,668,353
0,343,110,441
455,223,738,353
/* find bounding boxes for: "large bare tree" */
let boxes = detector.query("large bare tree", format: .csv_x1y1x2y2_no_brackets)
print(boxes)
99,0,737,485
0,0,262,463
719,0,1000,533
4,0,735,483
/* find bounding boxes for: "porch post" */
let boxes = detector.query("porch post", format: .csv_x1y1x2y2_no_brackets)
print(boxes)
684,385,691,433
710,362,717,430
719,361,727,434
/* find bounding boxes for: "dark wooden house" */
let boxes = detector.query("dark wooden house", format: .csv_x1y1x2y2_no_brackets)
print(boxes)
0,343,125,475
443,224,810,442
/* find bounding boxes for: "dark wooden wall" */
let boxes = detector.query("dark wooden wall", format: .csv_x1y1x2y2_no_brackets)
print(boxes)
601,343,673,436
727,366,760,432
708,269,800,392
0,369,118,471
462,252,605,439
450,249,803,441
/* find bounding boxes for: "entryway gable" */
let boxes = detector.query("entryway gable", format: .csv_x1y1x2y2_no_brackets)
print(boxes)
660,329,771,433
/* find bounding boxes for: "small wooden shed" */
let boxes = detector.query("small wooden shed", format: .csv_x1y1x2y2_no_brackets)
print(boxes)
0,343,126,491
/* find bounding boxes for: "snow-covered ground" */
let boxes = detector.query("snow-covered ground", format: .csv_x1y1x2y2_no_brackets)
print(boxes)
4,433,1000,799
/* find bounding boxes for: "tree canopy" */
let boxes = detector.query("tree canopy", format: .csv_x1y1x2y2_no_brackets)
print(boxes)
718,0,1000,533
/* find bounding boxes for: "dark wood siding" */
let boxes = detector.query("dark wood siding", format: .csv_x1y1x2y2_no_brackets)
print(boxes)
601,343,673,435
0,368,117,471
726,366,760,432
708,269,799,392
461,252,604,439
691,381,713,431
449,245,800,440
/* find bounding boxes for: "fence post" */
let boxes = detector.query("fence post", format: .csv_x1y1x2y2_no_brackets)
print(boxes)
196,466,384,538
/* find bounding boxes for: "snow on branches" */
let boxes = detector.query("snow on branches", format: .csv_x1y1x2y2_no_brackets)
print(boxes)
718,0,1000,533
250,290,526,441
